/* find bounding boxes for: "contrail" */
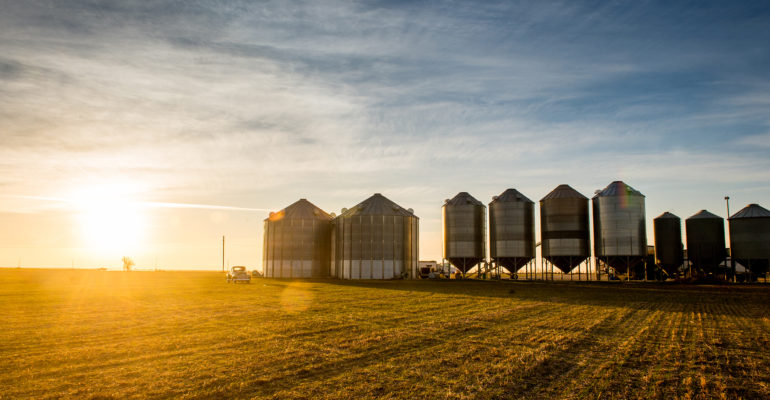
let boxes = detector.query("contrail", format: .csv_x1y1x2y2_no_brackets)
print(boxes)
137,201,272,212
3,195,67,203
0,195,274,212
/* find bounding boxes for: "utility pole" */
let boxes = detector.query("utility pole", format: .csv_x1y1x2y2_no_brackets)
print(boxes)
726,196,735,282
222,236,225,272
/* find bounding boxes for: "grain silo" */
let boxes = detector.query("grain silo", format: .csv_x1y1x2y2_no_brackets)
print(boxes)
540,184,590,278
263,199,332,278
331,193,419,280
592,181,647,277
489,189,535,277
653,212,684,277
685,210,726,276
729,203,770,276
443,192,486,275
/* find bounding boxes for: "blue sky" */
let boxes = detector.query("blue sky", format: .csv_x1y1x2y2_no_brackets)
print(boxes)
1,0,769,268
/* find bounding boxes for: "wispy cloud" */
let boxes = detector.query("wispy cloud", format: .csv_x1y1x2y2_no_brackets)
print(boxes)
736,133,770,148
1,1,769,266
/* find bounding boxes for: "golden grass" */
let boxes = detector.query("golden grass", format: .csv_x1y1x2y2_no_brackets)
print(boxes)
0,268,768,399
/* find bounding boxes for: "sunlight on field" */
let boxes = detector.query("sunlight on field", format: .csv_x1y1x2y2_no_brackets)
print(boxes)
1,269,769,399
280,282,315,313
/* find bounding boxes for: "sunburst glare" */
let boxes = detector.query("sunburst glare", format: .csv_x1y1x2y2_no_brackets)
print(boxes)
68,184,147,256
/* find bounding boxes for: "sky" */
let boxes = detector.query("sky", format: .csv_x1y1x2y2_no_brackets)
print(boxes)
1,0,769,270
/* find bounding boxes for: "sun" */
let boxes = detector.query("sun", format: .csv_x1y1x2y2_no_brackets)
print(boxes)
69,185,146,255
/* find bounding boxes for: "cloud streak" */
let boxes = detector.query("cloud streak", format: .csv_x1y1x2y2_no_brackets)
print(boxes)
1,0,769,266
0,194,274,213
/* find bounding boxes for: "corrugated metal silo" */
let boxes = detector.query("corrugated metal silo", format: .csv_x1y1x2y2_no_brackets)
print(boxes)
540,184,590,273
729,204,770,275
653,212,684,276
263,199,332,278
331,193,419,280
489,189,535,273
685,210,726,275
592,181,647,275
443,192,486,274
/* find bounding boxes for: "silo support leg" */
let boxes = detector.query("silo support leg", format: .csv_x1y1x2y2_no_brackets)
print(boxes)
627,256,630,282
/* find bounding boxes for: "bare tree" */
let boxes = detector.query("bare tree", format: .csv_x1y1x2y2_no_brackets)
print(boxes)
122,256,134,272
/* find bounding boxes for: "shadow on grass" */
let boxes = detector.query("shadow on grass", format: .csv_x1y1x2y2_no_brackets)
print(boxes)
261,278,770,318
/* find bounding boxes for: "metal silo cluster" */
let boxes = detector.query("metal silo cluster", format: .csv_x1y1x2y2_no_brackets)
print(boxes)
260,185,769,283
440,182,647,281
262,194,418,280
434,181,769,283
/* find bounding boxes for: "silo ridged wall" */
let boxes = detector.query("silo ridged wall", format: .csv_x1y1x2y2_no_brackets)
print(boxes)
685,211,726,275
442,193,486,273
489,191,535,272
653,213,684,275
730,219,770,274
332,214,418,279
263,213,332,278
592,181,647,274
540,186,590,273
728,204,770,275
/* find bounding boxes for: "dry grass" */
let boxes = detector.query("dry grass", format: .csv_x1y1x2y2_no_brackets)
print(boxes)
0,268,768,399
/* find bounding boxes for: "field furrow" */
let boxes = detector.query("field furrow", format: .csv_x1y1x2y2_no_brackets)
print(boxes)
1,270,769,399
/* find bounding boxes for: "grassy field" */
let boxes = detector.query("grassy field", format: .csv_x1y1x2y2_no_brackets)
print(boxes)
1,269,769,399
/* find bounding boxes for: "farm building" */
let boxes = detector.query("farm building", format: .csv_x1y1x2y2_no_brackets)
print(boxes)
490,189,536,275
593,181,647,277
263,199,333,278
331,193,419,279
442,192,486,275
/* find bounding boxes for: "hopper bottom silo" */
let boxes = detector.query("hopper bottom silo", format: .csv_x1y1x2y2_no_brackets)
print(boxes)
538,256,593,281
494,257,533,275
737,259,769,277
544,256,588,274
729,203,770,281
447,257,484,275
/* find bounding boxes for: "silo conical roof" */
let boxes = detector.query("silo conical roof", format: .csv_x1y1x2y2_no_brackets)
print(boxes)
729,204,770,219
655,212,680,220
341,193,416,217
266,198,331,221
541,184,588,201
593,181,644,198
492,189,533,204
687,210,722,220
445,192,484,206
